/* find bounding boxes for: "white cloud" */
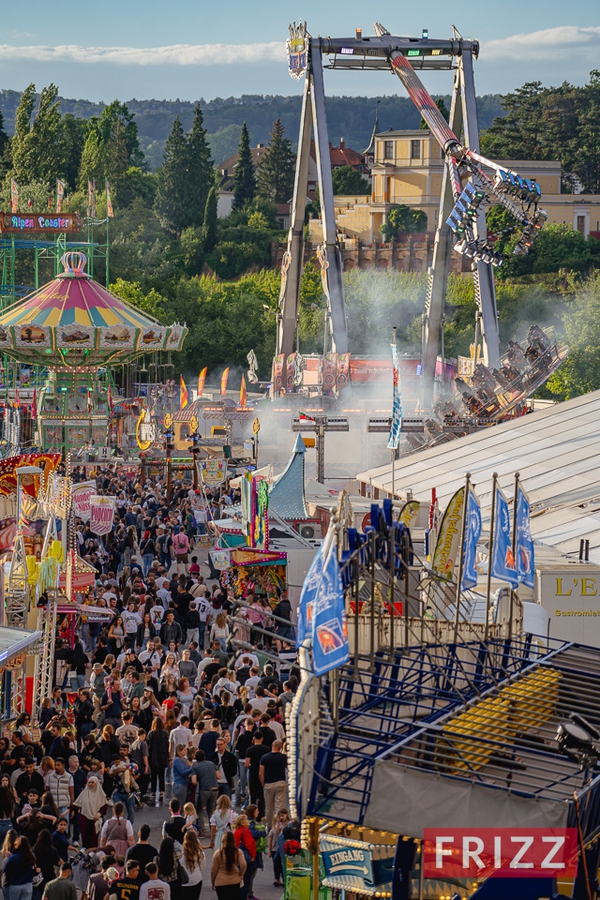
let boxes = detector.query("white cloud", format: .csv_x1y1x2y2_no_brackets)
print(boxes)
481,26,600,62
0,42,287,66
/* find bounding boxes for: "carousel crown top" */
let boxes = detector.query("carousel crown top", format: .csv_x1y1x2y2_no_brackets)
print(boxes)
0,251,187,368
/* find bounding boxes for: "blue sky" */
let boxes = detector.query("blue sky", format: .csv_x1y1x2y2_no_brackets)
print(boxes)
0,0,597,102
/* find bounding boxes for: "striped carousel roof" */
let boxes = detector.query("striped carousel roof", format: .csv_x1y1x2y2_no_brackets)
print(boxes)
0,251,187,367
0,259,159,331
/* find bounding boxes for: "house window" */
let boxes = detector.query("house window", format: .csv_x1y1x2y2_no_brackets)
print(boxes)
383,140,394,160
411,139,421,159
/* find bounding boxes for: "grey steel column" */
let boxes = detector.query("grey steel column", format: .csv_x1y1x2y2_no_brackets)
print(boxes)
276,72,313,359
460,49,500,367
310,42,349,354
421,71,463,408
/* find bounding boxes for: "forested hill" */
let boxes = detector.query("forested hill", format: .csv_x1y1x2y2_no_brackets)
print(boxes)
0,89,504,170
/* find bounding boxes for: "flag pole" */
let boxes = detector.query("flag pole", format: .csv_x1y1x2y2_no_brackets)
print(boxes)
391,326,397,499
510,471,520,640
454,472,470,644
485,472,498,643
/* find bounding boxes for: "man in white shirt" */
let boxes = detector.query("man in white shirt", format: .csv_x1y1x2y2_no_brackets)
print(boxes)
245,667,261,699
168,717,193,766
122,603,141,646
234,651,259,669
102,588,118,605
139,863,170,900
157,586,172,609
47,758,74,816
138,641,161,673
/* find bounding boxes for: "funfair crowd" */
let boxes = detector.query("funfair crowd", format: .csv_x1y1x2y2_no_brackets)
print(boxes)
0,465,302,900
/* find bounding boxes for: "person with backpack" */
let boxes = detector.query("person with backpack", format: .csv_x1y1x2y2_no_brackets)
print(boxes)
157,528,173,571
172,530,190,577
99,802,134,859
140,532,156,578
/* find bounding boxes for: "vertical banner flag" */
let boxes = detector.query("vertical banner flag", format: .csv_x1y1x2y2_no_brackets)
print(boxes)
72,481,97,521
179,375,189,409
271,353,284,397
312,544,349,676
491,485,518,585
461,486,482,591
297,545,323,648
220,367,230,396
56,179,65,213
516,483,535,588
106,180,114,218
432,487,465,581
197,367,207,397
322,352,338,397
387,342,402,450
239,374,247,408
10,179,18,213
337,351,351,391
89,495,116,536
87,180,96,217
286,352,297,393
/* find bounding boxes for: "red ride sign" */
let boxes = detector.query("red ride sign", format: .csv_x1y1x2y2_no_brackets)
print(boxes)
422,828,578,879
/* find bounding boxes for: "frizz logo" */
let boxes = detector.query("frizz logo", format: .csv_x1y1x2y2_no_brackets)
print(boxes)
422,829,578,878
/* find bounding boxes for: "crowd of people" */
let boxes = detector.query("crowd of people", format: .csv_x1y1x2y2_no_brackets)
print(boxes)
1,466,303,900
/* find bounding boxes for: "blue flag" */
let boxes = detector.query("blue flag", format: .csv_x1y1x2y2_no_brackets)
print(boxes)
312,545,349,676
461,487,482,591
387,342,402,450
296,545,322,648
516,484,535,589
491,485,518,585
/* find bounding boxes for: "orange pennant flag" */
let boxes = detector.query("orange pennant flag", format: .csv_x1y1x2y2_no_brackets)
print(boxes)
220,367,230,396
197,367,207,397
180,374,189,409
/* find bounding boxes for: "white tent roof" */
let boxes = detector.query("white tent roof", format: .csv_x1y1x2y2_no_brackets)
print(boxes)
356,389,600,564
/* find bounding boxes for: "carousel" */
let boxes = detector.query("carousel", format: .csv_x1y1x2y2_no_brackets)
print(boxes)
0,251,187,454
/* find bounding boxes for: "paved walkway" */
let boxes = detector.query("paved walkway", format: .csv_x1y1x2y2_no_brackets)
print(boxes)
138,792,283,900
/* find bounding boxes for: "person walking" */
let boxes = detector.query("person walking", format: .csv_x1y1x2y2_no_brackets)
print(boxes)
148,718,169,802
3,835,36,900
210,831,246,900
232,816,255,900
259,741,287,830
41,862,76,900
190,751,218,838
172,745,192,810
72,777,109,849
155,838,186,900
208,796,235,852
139,863,170,900
180,831,204,900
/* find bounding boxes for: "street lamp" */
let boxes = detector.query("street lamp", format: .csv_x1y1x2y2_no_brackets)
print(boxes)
187,416,202,490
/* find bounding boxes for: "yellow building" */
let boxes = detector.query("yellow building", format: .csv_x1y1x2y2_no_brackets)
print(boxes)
309,129,600,243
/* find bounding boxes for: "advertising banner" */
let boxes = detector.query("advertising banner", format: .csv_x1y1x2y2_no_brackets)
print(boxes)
461,487,482,591
71,480,96,521
431,487,465,581
491,485,518,585
89,495,116,536
200,459,227,487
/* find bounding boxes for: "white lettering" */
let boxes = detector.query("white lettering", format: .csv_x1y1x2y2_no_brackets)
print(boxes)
510,836,534,868
540,836,566,869
462,837,485,870
435,837,454,869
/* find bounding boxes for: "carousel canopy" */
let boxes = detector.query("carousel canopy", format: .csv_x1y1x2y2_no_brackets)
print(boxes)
0,251,187,367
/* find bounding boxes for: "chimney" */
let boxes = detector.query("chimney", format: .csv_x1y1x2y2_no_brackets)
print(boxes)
340,138,345,148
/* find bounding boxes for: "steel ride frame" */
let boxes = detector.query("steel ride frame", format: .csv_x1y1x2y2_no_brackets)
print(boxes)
278,24,499,408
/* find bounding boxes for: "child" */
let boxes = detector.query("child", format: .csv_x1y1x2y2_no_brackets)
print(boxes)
183,802,199,833
268,808,290,888
53,817,78,862
189,556,200,578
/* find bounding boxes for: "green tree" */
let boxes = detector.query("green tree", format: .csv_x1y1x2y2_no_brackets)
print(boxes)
201,185,218,252
59,114,87,189
256,119,295,204
78,127,104,190
186,104,214,230
380,204,427,241
481,81,549,160
11,83,63,184
96,101,145,171
233,123,256,211
331,165,370,195
546,274,600,399
154,117,190,236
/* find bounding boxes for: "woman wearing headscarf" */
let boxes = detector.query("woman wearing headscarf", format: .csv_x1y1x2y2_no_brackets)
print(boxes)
72,777,110,849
